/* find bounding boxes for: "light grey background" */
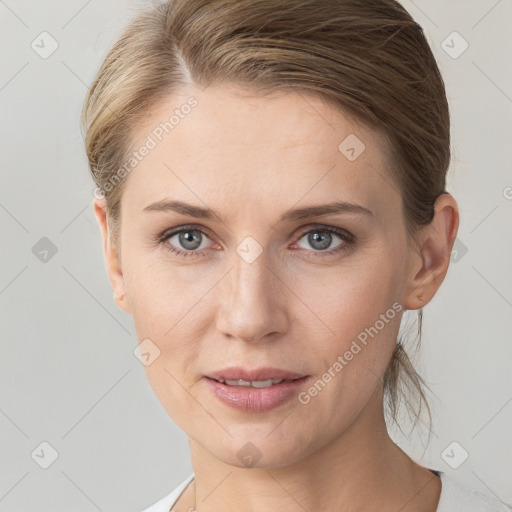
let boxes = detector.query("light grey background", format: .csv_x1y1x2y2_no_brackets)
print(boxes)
1,1,511,510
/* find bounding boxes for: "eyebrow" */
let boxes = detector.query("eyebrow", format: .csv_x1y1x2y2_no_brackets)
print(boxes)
143,199,374,222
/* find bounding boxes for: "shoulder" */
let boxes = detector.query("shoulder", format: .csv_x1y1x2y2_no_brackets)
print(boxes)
436,471,511,512
139,474,194,512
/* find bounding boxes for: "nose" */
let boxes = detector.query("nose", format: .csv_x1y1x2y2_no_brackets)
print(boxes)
215,249,289,343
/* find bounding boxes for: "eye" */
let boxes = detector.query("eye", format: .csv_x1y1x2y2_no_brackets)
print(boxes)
293,225,354,257
158,226,213,257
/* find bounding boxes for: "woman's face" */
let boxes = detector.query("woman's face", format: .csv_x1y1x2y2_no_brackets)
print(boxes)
99,84,420,468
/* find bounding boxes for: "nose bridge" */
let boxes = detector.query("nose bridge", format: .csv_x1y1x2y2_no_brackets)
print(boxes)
232,247,271,304
216,245,286,342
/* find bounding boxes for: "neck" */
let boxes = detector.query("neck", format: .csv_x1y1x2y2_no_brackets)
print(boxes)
186,387,440,512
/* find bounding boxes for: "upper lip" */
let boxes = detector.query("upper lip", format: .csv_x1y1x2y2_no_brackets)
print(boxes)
207,367,306,382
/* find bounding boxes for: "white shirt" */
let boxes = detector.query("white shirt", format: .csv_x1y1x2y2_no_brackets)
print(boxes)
140,470,512,512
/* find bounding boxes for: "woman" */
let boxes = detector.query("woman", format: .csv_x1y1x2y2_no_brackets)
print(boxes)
82,0,511,510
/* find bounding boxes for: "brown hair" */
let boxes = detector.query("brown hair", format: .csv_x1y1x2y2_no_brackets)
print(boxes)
82,0,450,433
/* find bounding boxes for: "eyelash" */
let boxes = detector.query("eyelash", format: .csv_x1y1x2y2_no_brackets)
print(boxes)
156,224,355,259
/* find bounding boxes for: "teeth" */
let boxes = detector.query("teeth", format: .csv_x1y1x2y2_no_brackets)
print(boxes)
219,378,284,388
250,379,284,388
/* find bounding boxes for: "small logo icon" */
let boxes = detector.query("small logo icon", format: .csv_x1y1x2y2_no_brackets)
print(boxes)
451,237,468,263
133,338,161,366
236,236,263,264
338,134,366,161
441,32,468,59
237,442,262,467
93,188,105,200
32,237,58,263
441,441,469,469
31,32,59,59
31,441,59,469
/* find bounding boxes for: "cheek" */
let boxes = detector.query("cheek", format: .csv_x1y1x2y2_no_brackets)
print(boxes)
122,252,210,332
292,254,403,337
289,254,405,394
141,361,208,441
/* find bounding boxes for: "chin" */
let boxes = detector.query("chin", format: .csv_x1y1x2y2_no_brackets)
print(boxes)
198,428,318,470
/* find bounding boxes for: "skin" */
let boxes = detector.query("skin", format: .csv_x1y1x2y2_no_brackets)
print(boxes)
94,83,459,511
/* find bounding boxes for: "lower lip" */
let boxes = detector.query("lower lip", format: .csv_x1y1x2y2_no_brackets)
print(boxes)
204,376,309,412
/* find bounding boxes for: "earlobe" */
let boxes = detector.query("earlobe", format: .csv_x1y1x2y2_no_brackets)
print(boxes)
403,193,459,311
113,292,128,312
92,199,131,314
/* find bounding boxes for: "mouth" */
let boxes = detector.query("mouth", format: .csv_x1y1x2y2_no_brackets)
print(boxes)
204,367,309,412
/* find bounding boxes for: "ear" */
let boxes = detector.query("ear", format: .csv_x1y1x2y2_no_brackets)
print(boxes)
403,193,459,310
93,199,131,314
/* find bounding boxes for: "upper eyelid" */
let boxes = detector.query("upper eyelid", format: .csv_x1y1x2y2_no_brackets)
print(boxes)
159,224,214,243
296,223,352,237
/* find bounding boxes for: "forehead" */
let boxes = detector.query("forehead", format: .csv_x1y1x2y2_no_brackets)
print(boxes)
121,84,401,222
